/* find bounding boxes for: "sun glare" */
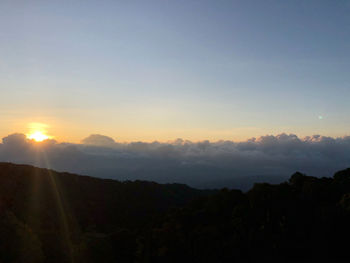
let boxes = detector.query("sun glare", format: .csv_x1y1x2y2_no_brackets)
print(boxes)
27,131,50,142
26,122,53,142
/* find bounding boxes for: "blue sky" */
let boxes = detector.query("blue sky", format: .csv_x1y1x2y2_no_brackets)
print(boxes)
1,0,349,142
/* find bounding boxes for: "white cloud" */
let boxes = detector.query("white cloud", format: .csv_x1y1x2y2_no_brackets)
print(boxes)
1,133,350,189
81,134,116,147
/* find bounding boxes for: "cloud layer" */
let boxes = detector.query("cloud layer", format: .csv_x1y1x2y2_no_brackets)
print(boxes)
0,133,349,189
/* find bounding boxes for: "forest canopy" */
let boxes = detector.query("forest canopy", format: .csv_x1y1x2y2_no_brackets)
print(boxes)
0,163,350,262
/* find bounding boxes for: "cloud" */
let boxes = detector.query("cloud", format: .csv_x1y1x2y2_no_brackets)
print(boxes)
0,133,350,190
81,134,116,146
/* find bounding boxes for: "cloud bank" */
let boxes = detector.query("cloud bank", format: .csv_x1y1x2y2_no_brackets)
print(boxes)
0,133,349,189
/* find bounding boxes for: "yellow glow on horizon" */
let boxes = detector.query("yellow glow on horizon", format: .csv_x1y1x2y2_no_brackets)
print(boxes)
26,122,52,142
27,131,50,142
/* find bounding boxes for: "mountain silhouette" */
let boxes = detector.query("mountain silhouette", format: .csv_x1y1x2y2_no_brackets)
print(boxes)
0,162,350,262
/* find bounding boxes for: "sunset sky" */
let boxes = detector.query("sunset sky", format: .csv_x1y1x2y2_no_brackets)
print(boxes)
1,0,349,142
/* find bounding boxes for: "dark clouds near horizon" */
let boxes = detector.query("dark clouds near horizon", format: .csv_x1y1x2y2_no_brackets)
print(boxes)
0,133,350,190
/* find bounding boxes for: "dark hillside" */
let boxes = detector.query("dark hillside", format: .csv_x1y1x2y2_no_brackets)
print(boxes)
1,162,350,262
0,162,210,262
146,170,350,262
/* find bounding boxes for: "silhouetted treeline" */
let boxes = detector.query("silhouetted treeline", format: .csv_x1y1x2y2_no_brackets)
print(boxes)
1,163,350,262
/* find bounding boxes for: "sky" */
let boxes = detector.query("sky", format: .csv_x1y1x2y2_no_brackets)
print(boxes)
1,0,350,143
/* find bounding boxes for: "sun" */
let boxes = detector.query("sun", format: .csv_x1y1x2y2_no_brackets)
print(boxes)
26,122,53,142
27,131,50,142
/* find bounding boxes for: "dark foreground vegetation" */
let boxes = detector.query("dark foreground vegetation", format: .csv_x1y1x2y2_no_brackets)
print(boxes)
1,162,350,262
